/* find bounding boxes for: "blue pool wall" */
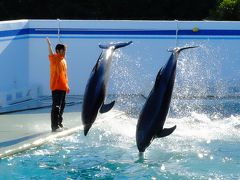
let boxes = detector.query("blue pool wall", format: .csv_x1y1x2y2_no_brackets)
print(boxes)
0,19,240,98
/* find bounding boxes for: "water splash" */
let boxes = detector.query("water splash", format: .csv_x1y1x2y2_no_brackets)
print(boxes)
110,50,144,95
174,43,224,99
108,50,147,115
105,43,240,119
170,43,236,117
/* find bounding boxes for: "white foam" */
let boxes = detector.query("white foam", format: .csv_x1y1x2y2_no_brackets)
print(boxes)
165,112,240,142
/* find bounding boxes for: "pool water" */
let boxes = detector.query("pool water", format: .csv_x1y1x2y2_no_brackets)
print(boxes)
0,97,240,180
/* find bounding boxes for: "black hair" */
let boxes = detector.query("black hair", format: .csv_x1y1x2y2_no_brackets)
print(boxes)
55,44,66,52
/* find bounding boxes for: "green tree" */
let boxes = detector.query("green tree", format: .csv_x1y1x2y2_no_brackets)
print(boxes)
211,0,240,20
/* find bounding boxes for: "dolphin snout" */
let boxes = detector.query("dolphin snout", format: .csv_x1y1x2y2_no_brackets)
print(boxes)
137,143,146,153
136,131,147,152
84,124,92,136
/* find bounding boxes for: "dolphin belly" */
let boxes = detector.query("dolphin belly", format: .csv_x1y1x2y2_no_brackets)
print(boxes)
82,80,105,135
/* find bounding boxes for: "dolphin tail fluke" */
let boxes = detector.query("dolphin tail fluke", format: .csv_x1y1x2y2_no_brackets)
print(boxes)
99,41,133,50
168,46,198,53
99,101,115,113
178,46,198,52
114,41,133,50
156,125,177,138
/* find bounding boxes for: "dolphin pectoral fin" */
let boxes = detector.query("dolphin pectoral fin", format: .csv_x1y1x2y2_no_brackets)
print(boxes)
156,125,177,138
99,101,115,113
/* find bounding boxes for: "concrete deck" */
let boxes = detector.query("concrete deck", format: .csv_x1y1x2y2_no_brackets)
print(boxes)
0,101,82,159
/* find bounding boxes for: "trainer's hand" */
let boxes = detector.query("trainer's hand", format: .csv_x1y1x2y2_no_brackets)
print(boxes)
46,37,53,55
46,37,51,45
66,87,70,94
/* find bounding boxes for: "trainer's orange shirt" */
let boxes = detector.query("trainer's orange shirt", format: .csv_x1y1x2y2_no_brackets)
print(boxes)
49,54,70,93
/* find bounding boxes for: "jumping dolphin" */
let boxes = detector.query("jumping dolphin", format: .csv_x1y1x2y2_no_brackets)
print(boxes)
136,46,198,152
82,41,132,136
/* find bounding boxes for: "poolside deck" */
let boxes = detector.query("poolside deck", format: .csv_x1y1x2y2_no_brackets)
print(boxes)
0,101,82,159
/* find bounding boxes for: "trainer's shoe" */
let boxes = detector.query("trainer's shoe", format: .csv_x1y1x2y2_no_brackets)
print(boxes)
59,123,63,128
52,127,63,132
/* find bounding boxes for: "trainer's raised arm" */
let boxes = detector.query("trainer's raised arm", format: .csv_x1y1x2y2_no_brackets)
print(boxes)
46,37,53,56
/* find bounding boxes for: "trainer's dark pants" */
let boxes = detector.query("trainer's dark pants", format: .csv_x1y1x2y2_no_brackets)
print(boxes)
51,90,66,131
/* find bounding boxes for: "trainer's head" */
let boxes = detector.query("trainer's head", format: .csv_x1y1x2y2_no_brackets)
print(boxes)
55,44,66,57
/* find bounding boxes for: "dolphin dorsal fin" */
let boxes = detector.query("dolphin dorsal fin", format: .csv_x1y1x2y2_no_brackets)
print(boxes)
155,67,164,84
156,125,177,138
92,52,103,72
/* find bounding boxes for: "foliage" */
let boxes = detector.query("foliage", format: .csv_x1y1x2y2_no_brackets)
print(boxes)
0,0,238,21
211,0,240,20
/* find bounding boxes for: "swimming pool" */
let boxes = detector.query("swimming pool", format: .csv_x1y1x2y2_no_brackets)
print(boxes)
1,20,240,179
0,96,239,179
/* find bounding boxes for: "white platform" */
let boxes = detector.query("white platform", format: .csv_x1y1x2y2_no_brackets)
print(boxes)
0,102,82,159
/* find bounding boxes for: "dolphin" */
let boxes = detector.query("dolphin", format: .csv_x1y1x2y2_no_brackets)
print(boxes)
136,46,198,152
82,41,132,136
